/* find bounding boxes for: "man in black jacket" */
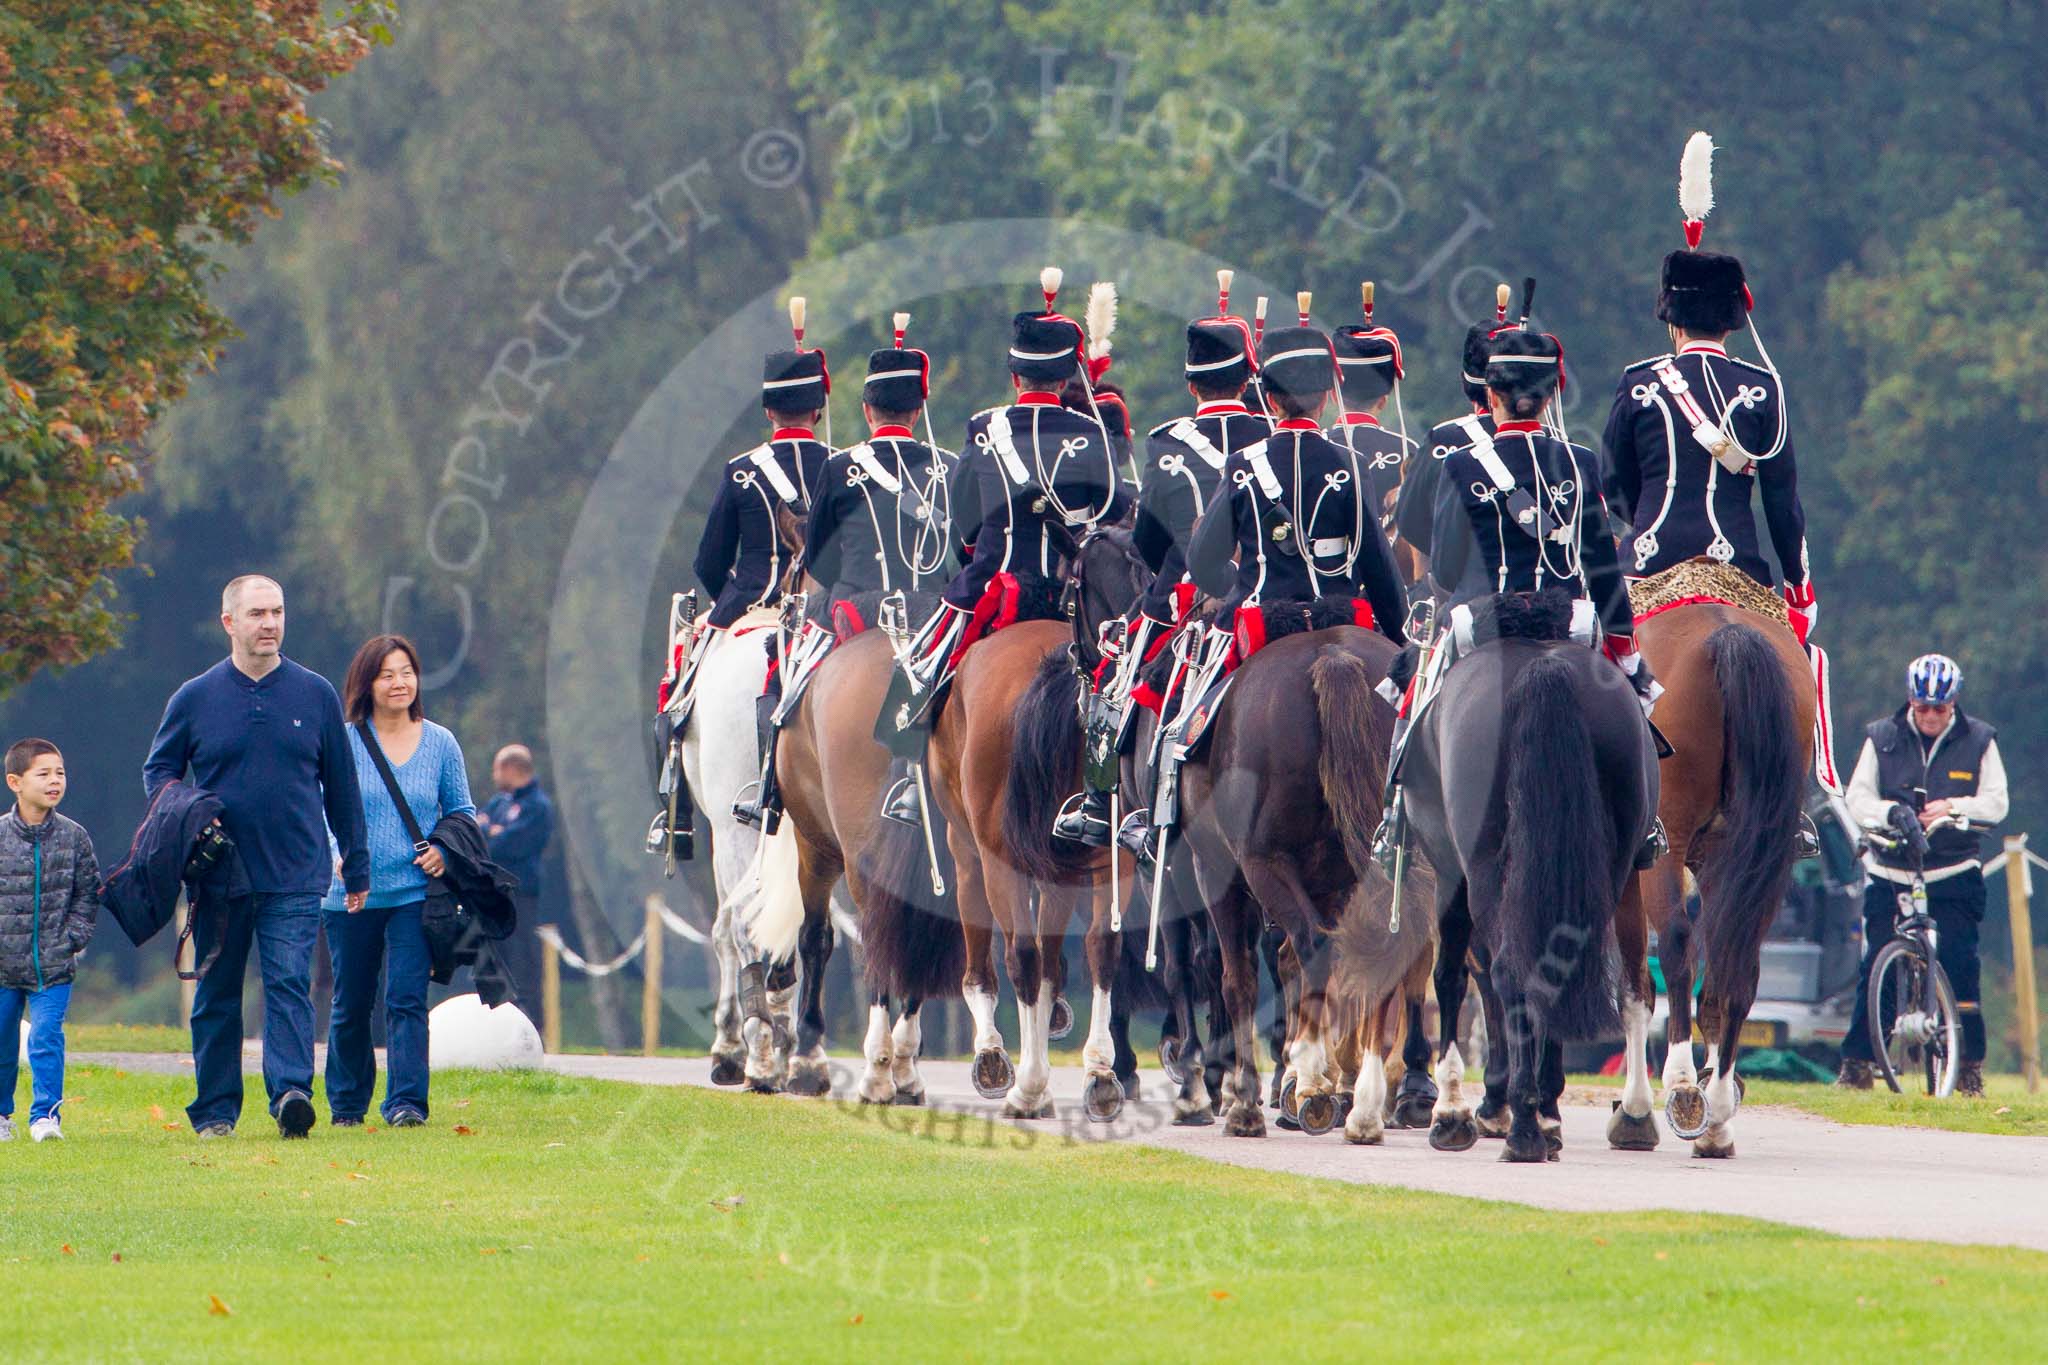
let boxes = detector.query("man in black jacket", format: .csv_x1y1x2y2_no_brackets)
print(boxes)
1840,654,2008,1095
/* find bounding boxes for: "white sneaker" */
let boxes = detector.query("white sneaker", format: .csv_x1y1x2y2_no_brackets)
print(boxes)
0,1116,14,1142
28,1117,61,1142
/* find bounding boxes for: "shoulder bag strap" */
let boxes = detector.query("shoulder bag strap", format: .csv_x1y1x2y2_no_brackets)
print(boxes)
357,722,431,854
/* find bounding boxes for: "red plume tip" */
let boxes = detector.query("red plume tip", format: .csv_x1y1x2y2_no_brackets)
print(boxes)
1087,353,1113,385
1742,283,1755,312
1684,219,1705,249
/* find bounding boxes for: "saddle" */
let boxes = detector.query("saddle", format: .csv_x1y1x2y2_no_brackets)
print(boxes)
1628,557,1791,632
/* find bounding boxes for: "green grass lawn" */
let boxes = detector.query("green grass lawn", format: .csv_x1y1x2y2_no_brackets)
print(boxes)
6,1066,2046,1362
1565,1071,2048,1137
62,1023,190,1054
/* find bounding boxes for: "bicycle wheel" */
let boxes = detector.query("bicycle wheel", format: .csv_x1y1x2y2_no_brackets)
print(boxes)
1866,941,1962,1097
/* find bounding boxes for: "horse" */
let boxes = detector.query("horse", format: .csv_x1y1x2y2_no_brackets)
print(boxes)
1628,588,1812,1158
1403,604,1659,1163
1172,618,1437,1140
934,530,1147,1120
735,596,961,1104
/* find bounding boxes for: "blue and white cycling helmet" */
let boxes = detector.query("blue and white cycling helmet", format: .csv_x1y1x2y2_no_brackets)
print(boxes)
1907,653,1962,705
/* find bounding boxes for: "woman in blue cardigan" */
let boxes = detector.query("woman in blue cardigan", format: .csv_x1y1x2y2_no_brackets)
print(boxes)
324,634,474,1127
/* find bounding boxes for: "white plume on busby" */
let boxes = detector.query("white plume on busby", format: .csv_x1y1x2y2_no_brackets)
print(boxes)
1085,281,1117,363
1679,131,1715,246
1039,265,1063,308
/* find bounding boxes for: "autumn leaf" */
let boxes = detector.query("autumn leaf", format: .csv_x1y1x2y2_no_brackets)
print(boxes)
334,1218,358,1227
61,1244,76,1256
1210,1290,1231,1302
208,1295,232,1317
110,1253,122,1264
848,1314,864,1326
452,1124,474,1136
149,1104,164,1122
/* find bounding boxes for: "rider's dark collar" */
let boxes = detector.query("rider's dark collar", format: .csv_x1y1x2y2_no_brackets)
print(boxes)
1338,411,1381,427
1015,390,1062,406
1494,419,1543,435
1195,400,1250,416
1275,416,1321,431
769,426,816,442
870,424,914,439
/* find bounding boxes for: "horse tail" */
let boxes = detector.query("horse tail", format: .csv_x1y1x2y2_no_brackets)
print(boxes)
1699,621,1803,1000
1501,651,1620,1040
1309,646,1389,882
999,649,1095,884
854,772,963,1000
729,815,804,963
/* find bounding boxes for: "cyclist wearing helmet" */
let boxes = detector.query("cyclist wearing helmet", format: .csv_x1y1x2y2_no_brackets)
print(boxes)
1839,653,2008,1095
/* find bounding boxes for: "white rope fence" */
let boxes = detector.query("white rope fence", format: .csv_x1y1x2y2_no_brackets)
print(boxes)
533,894,714,1055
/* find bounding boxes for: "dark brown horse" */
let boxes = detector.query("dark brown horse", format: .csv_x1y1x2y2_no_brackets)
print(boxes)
1625,598,1812,1157
738,609,962,1103
1174,624,1435,1139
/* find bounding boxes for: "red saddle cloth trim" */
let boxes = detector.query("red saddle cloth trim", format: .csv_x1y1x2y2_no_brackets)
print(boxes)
831,599,869,643
949,572,1025,668
1230,599,1375,669
1633,594,1738,630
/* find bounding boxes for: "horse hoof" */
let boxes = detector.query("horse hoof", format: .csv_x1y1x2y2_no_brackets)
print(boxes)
1474,1098,1510,1138
1274,1077,1301,1130
1500,1131,1550,1164
1541,1121,1563,1156
1225,1103,1266,1139
1665,1085,1709,1141
1429,1114,1478,1152
1606,1106,1661,1151
1003,1094,1054,1120
1049,996,1074,1041
972,1049,1015,1099
785,1064,832,1098
1173,1101,1216,1127
745,1075,782,1095
1298,1093,1338,1136
708,1055,745,1087
1344,1111,1385,1145
1390,1073,1439,1129
890,1088,926,1107
1083,1073,1126,1124
1159,1037,1188,1086
1692,1133,1736,1159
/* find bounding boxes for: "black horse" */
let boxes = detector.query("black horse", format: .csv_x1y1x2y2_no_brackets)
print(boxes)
1403,613,1659,1163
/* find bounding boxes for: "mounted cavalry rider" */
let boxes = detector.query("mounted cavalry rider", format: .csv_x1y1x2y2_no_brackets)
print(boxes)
1109,300,1409,859
732,313,960,831
648,303,828,859
1601,132,1836,843
1392,284,1511,577
1055,271,1271,847
1378,288,1663,872
1839,654,2008,1096
877,268,1126,827
1327,281,1411,522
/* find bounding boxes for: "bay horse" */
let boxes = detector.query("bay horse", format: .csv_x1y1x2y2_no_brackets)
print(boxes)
1628,582,1812,1158
734,598,961,1103
1173,621,1437,1140
1404,610,1659,1163
931,533,1147,1119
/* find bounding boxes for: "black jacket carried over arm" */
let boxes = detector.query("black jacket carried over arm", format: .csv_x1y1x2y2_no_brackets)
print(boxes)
421,809,521,1002
99,779,252,978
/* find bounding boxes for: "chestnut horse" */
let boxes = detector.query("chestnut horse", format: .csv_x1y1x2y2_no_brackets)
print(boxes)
1627,599,1812,1158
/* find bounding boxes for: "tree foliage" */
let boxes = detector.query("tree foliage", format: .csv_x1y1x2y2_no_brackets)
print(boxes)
0,0,392,692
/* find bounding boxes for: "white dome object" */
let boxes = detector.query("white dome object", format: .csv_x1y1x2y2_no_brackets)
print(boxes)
427,993,543,1071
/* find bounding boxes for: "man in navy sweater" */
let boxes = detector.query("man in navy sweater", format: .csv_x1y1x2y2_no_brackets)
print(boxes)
144,575,370,1139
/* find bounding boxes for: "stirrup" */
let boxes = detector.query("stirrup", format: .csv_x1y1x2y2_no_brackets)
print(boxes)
1634,816,1670,871
1795,811,1820,860
731,782,780,835
644,810,671,854
1052,792,1114,848
881,774,923,827
1115,809,1157,868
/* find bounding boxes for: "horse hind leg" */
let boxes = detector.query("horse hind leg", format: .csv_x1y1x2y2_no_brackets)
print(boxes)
1345,999,1392,1146
953,837,1014,1101
1079,883,1126,1123
1694,958,1760,1159
1607,873,1662,1151
857,992,898,1105
1427,886,1479,1151
708,901,746,1085
889,997,926,1104
785,885,838,1097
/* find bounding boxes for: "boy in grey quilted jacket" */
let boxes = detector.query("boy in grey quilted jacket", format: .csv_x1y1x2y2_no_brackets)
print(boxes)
2,738,100,1141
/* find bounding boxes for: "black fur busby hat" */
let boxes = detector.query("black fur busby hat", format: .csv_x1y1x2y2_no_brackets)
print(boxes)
1185,319,1254,389
1485,329,1565,405
1657,131,1751,335
762,348,828,413
1009,266,1083,385
1258,325,1335,399
1333,326,1401,403
864,311,929,413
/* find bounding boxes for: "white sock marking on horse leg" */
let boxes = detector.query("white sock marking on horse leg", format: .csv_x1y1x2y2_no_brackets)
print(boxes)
1082,985,1115,1075
1348,1054,1387,1142
1705,1053,1739,1129
1663,1034,1697,1091
965,985,1002,1057
890,1010,923,1093
1431,1043,1467,1122
1009,997,1051,1110
1618,1000,1654,1119
711,905,742,1053
858,1004,894,1103
1291,1033,1331,1096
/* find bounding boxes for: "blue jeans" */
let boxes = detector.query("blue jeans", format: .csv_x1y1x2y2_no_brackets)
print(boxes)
1,982,72,1123
325,901,431,1122
187,892,322,1131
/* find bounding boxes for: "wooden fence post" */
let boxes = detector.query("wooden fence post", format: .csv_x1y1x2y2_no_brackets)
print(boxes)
642,900,664,1057
540,926,562,1055
2006,835,2041,1094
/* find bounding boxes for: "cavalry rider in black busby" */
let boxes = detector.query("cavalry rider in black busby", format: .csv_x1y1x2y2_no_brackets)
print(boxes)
877,267,1127,827
1392,283,1510,577
1376,284,1664,872
1839,654,2009,1096
1053,270,1271,847
649,301,829,859
1109,299,1409,858
732,312,959,831
1328,281,1412,519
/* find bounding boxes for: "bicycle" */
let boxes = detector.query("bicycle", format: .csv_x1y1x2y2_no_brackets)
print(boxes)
1859,807,1967,1097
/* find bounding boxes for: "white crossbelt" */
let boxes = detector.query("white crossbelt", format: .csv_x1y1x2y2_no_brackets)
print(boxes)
845,441,902,494
984,410,1032,487
745,444,800,502
1241,438,1283,500
1166,417,1229,471
1652,357,1752,474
